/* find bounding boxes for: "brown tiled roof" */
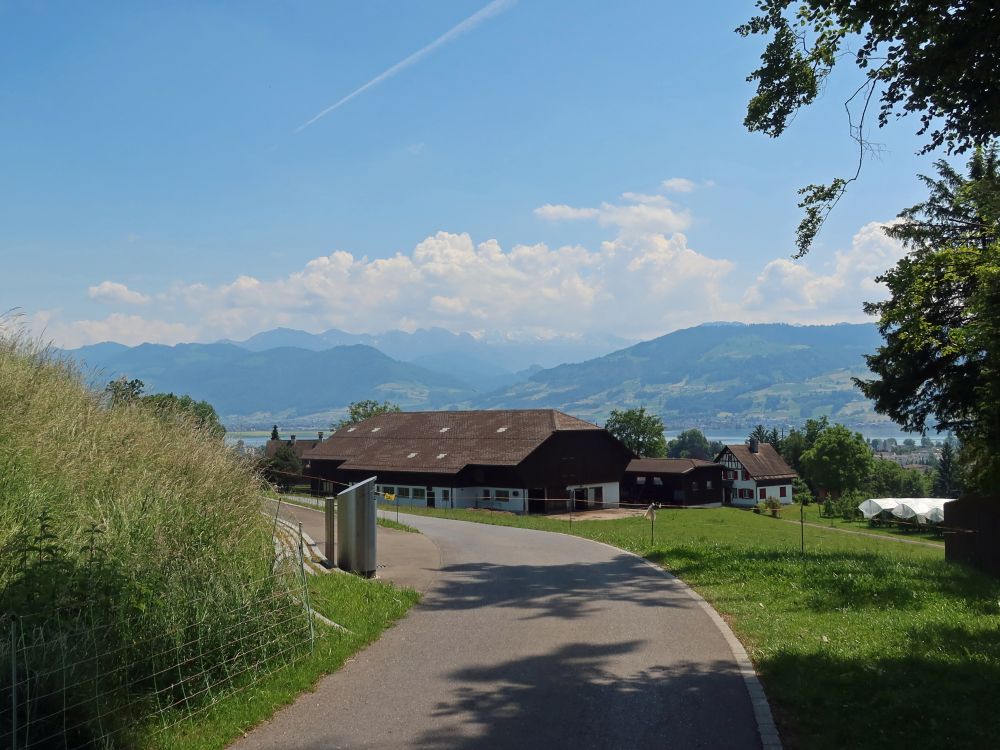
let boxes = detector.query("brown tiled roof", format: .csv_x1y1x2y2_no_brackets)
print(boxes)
626,458,721,475
304,409,601,475
264,438,321,459
719,443,797,479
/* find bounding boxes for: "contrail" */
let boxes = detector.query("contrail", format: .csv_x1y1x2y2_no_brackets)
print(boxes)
296,0,515,132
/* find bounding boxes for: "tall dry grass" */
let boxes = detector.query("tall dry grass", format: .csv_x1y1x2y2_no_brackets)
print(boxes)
0,328,308,746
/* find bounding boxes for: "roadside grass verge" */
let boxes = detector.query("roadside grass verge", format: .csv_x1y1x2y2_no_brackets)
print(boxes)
377,517,419,533
150,573,418,750
382,504,1000,749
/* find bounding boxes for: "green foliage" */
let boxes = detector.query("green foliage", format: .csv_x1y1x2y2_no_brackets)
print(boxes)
104,375,145,406
270,424,280,440
666,428,713,460
932,443,962,498
792,476,813,505
267,445,303,488
1,333,294,746
738,1,1000,253
778,415,828,478
749,424,782,452
333,399,402,430
604,407,667,457
856,146,1000,493
800,424,874,499
105,377,226,438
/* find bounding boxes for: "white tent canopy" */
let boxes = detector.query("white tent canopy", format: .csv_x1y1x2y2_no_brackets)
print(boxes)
891,498,953,524
858,498,901,519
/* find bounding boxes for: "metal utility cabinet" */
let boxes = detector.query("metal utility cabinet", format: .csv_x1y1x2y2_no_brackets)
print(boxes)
336,476,378,577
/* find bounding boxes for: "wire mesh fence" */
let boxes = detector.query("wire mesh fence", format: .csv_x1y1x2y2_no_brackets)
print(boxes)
1,531,315,749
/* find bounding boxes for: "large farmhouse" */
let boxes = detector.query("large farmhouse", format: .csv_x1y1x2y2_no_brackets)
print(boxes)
715,439,797,507
303,409,634,514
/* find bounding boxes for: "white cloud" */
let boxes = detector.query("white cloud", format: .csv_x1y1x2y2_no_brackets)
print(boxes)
661,177,696,193
26,312,197,349
535,191,691,235
87,281,151,305
741,221,907,321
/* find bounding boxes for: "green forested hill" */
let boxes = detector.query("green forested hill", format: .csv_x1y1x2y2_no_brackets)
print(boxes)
467,323,886,429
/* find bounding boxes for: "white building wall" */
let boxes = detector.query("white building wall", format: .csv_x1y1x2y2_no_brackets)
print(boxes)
453,487,527,514
566,482,620,508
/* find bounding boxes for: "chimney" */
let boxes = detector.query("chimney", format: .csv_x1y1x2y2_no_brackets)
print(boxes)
749,438,759,454
318,431,324,441
290,435,296,445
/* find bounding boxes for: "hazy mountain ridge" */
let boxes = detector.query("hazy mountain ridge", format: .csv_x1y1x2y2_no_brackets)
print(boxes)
65,322,887,430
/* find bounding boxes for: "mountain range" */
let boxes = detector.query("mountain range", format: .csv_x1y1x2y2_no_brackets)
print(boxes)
64,322,892,431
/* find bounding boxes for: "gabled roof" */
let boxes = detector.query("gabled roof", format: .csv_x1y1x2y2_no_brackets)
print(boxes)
718,443,797,480
304,409,603,475
626,458,721,475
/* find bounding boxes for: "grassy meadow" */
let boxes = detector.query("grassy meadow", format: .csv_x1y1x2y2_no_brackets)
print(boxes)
382,503,1000,749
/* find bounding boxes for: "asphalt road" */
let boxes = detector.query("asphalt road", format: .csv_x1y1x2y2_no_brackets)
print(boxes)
234,511,763,749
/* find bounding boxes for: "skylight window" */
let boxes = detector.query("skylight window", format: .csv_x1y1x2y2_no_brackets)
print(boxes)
371,427,381,432
407,452,418,458
436,453,447,459
496,426,508,433
439,427,450,432
346,427,356,432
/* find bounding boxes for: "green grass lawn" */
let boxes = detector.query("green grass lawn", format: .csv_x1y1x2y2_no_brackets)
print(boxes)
791,501,945,544
148,573,419,750
382,504,1000,750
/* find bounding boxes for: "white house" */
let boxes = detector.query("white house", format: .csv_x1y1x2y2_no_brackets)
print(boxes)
715,439,797,507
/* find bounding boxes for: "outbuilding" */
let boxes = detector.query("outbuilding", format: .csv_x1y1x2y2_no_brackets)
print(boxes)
621,458,725,506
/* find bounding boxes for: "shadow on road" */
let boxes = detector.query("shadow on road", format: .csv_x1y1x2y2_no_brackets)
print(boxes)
415,642,757,749
421,556,693,621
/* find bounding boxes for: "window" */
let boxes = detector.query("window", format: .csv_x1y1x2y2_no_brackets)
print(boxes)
636,476,646,485
496,427,508,433
412,488,426,500
653,477,663,486
759,488,766,500
481,489,493,502
439,427,450,433
441,489,451,502
780,486,787,498
397,487,411,498
742,470,750,481
495,490,510,502
436,453,447,459
706,480,713,490
407,452,418,458
690,481,698,492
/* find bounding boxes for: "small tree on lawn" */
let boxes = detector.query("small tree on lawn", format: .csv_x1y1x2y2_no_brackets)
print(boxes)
800,424,874,504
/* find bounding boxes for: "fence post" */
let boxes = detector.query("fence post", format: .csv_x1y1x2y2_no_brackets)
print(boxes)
10,618,17,750
299,523,315,650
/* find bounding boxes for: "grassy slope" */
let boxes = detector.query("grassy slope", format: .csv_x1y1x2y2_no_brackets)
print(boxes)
152,573,418,750
381,504,1000,750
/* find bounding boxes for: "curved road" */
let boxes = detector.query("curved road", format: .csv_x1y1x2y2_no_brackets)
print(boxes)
235,511,766,749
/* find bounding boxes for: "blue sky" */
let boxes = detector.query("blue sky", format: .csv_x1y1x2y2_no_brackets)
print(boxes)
2,1,940,348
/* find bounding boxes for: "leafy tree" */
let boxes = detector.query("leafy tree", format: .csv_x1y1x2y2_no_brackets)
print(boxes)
140,393,226,439
855,146,1000,492
266,445,302,489
666,428,712,460
333,400,402,431
800,424,874,501
866,459,931,498
749,424,782,453
737,1,1000,254
792,476,813,505
604,407,667,457
932,442,962,498
270,424,280,440
778,416,828,475
105,376,145,406
920,436,935,448
708,439,726,459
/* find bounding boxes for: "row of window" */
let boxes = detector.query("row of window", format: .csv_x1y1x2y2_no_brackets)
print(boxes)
736,487,789,500
375,485,451,502
636,478,714,491
726,469,751,481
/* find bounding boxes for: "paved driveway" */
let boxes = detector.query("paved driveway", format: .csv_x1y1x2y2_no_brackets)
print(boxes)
234,510,765,749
